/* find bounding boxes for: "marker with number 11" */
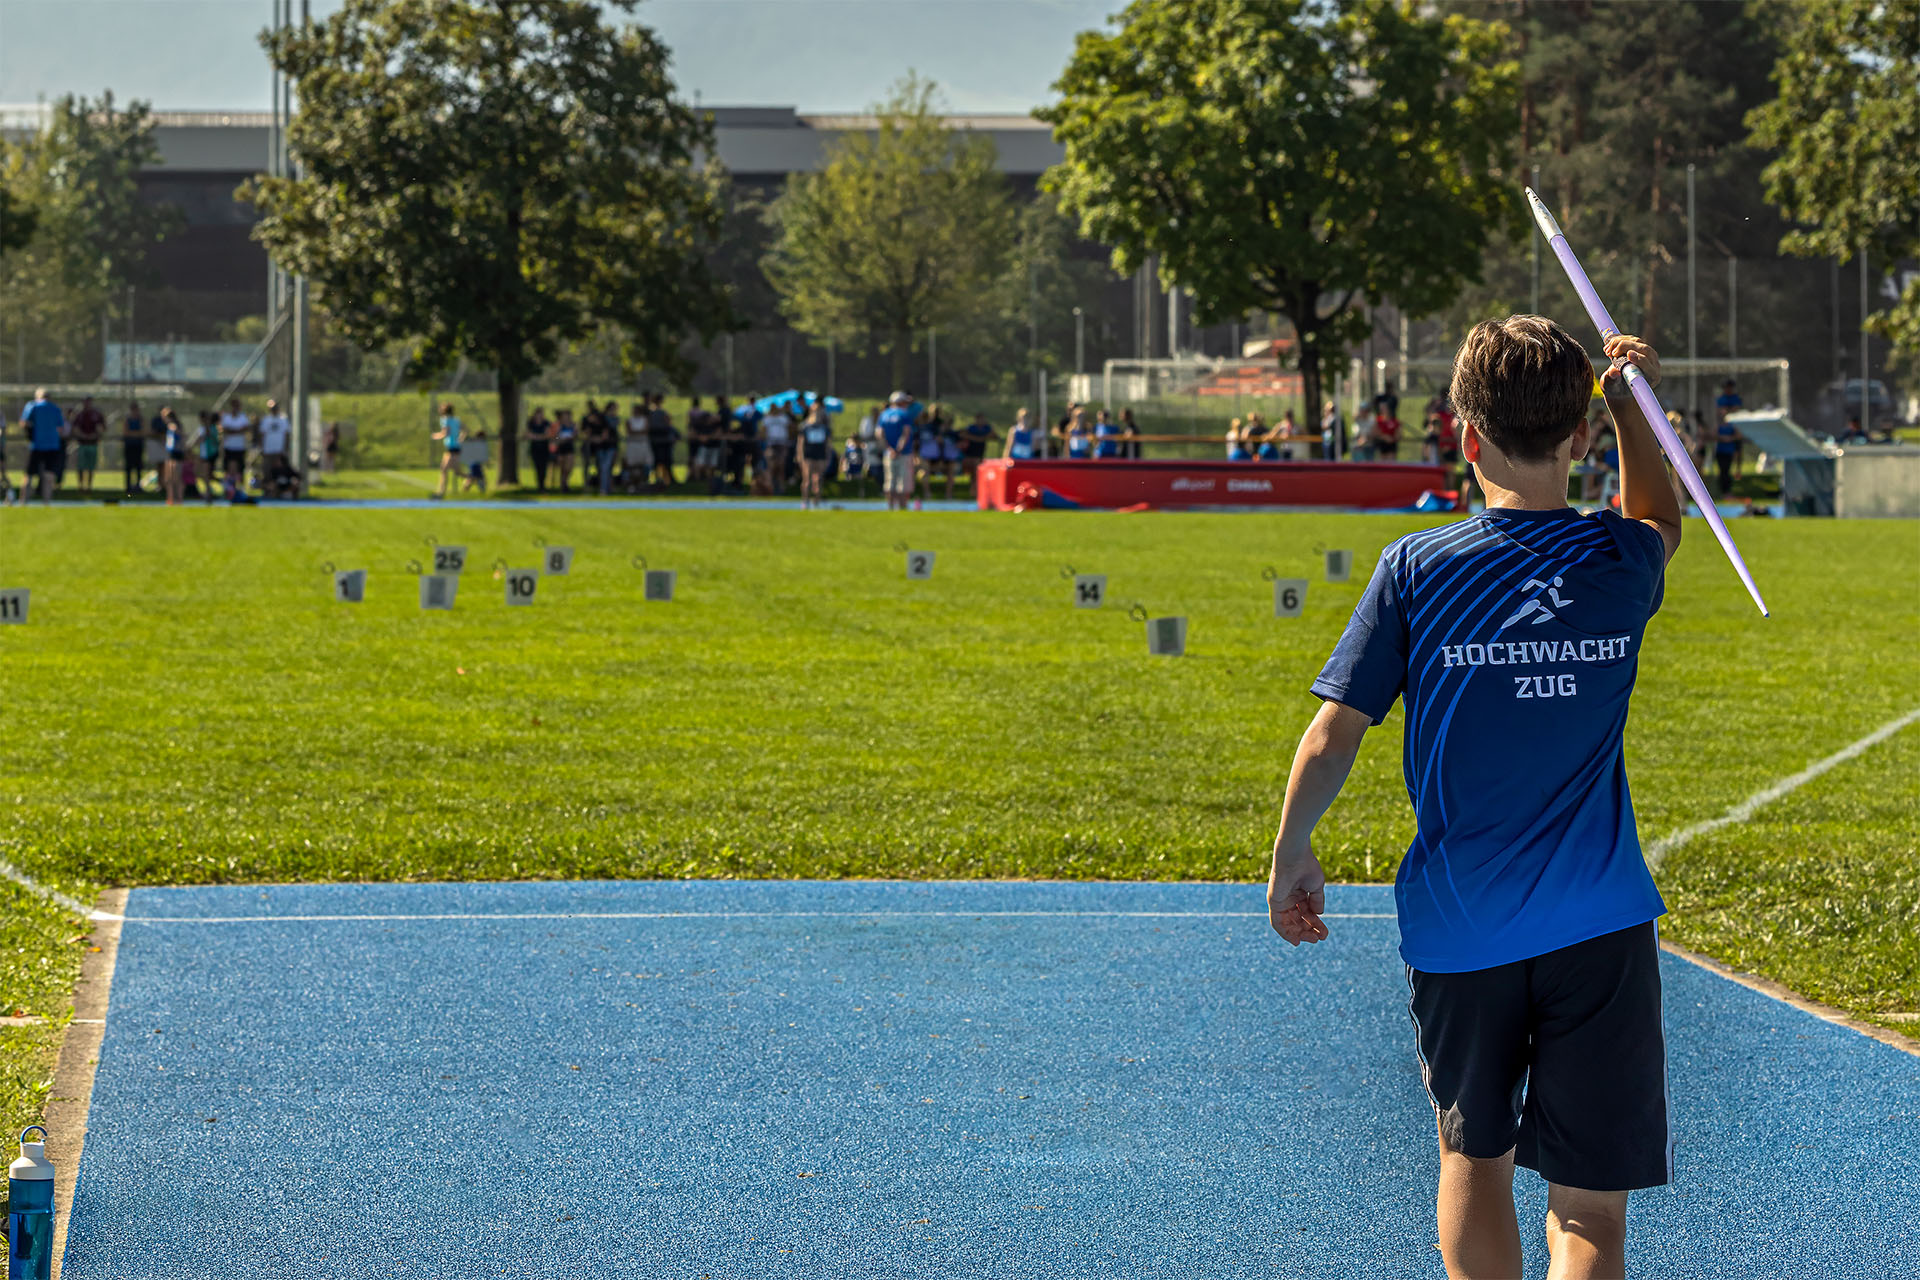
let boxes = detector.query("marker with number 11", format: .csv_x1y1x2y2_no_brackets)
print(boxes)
1524,187,1767,618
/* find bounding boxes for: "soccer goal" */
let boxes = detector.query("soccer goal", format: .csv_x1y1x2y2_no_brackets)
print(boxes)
1368,356,1792,420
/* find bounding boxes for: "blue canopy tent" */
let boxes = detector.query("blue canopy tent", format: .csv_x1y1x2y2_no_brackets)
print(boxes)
741,390,845,418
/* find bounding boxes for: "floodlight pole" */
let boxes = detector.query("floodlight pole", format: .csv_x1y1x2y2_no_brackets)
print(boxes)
268,0,281,324
1686,163,1697,419
1072,307,1084,376
1727,255,1737,359
1860,251,1870,437
1529,164,1541,313
291,0,312,495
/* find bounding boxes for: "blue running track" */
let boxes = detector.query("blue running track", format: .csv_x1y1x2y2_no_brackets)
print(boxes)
61,881,1920,1278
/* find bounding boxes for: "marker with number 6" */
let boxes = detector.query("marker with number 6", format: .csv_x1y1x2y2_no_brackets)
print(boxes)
9,1126,54,1280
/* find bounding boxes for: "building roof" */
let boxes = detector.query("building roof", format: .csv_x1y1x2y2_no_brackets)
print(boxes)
0,103,1063,178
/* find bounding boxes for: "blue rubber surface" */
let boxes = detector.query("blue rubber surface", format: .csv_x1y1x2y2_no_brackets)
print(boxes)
64,881,1920,1278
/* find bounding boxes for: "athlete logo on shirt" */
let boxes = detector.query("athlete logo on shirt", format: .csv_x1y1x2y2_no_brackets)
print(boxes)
1501,576,1574,629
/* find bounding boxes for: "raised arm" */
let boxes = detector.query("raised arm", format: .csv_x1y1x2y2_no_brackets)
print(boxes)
1267,699,1373,945
1600,334,1682,563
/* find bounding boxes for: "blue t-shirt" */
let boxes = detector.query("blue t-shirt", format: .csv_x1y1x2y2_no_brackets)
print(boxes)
877,405,917,450
440,416,463,449
20,400,64,451
1312,506,1669,973
1008,426,1035,460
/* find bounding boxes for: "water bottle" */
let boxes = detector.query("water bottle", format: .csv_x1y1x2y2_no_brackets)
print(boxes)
8,1126,53,1280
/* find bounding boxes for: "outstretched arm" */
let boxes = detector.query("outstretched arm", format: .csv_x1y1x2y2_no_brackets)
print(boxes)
1268,700,1373,945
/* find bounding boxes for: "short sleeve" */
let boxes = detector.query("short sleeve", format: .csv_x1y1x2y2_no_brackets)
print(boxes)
1311,552,1408,725
1598,509,1667,617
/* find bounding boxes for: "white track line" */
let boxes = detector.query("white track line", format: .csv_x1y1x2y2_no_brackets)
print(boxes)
1647,704,1920,870
0,859,114,920
120,909,1396,925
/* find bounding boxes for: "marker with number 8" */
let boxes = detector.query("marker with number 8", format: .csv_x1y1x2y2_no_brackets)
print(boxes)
1525,187,1768,618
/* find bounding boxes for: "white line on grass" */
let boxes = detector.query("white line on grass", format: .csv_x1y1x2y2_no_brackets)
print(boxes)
379,468,437,490
120,909,1399,925
0,859,117,920
1647,704,1920,870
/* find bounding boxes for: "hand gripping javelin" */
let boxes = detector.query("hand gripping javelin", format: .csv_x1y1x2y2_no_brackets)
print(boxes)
1525,187,1769,618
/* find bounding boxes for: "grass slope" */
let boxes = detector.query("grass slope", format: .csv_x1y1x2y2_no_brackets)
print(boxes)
0,509,1914,1138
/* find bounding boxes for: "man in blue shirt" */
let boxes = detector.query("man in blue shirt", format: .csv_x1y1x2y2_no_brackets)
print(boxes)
19,389,68,505
876,391,919,511
1267,316,1682,1278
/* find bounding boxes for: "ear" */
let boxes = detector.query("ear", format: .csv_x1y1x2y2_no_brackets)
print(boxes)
1569,417,1593,461
1460,420,1481,463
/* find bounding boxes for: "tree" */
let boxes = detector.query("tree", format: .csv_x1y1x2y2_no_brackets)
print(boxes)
1748,0,1920,372
0,187,35,263
245,0,732,483
0,94,178,382
763,76,1018,391
1038,0,1519,418
1439,2,1813,374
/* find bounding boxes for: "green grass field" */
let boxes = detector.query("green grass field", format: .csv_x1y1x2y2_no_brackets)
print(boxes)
1,507,1915,1142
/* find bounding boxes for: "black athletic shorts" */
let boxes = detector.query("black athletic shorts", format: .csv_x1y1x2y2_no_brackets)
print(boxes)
1407,920,1671,1192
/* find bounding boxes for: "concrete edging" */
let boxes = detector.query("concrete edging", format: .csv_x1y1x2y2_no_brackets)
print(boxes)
43,888,127,1280
1660,938,1920,1058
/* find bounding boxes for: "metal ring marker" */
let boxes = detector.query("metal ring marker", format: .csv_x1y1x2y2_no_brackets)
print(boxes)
892,541,908,554
406,558,423,575
1060,564,1076,579
1260,566,1278,581
631,554,648,571
1127,603,1148,623
321,561,335,574
424,535,439,547
533,536,548,548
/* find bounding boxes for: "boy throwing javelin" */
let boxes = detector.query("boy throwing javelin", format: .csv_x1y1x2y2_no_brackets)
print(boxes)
1267,317,1680,1279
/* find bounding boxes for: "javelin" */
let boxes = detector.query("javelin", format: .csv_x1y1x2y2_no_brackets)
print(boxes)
1525,187,1769,618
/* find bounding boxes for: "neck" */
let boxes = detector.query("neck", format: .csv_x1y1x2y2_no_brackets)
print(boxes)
1474,458,1570,512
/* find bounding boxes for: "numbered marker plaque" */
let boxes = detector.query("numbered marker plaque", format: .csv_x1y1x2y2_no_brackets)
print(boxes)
1324,549,1353,583
0,588,28,625
431,545,468,576
1073,574,1107,609
643,570,676,602
333,570,367,604
543,546,574,576
905,551,935,580
1272,578,1307,618
503,568,539,606
419,574,458,611
1146,615,1188,657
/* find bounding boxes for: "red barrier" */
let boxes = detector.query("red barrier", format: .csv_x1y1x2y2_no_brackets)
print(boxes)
975,458,1454,511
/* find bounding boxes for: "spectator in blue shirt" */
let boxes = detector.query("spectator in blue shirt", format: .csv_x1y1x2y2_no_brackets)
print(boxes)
1713,379,1742,423
877,391,919,510
19,389,67,506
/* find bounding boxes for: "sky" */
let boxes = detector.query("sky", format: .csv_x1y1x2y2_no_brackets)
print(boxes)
0,0,1117,115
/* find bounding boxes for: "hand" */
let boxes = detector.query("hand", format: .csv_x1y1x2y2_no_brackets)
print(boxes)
1600,334,1660,399
1267,844,1328,946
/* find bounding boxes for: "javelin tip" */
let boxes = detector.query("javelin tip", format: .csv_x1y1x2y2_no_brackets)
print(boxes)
1523,186,1563,242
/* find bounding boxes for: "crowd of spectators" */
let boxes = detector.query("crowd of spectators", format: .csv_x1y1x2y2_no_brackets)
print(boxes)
6,389,317,506
13,375,1807,509
502,391,1019,509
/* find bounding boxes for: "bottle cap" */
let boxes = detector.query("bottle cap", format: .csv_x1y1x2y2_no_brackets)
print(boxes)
10,1125,53,1180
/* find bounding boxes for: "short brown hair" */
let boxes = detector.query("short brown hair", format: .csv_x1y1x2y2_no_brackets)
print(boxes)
1448,315,1593,461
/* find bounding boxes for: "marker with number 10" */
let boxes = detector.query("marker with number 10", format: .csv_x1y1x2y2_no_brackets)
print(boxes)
1525,186,1768,618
